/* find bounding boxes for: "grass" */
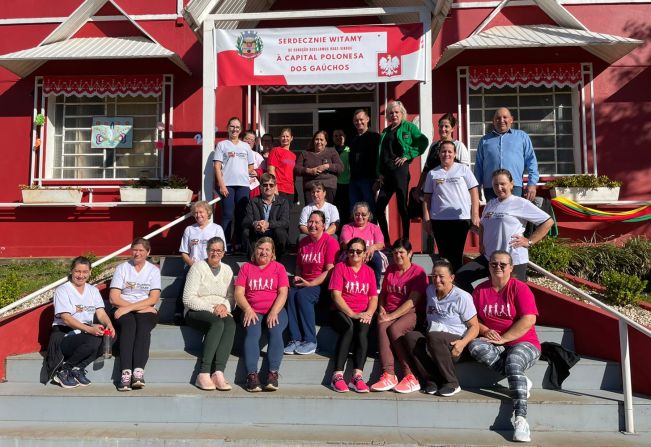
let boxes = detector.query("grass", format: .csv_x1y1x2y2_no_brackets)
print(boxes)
0,259,70,308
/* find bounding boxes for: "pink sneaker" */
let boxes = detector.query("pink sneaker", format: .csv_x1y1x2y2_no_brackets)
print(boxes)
370,372,398,392
331,373,349,393
394,374,421,394
348,374,370,393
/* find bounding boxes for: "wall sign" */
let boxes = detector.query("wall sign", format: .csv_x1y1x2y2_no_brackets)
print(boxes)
91,117,133,149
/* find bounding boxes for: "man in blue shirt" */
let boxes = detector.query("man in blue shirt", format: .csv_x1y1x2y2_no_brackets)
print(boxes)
474,108,539,201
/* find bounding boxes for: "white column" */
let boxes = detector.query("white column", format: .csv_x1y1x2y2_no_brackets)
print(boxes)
202,20,216,200
418,10,433,151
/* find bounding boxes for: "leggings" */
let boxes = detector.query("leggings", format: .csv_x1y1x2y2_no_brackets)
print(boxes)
185,310,236,374
331,311,371,371
114,311,158,371
376,163,410,243
60,333,103,369
455,256,528,294
242,310,288,374
431,219,471,273
376,310,417,375
468,339,540,417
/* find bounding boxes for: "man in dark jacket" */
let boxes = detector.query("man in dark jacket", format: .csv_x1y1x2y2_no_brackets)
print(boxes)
242,172,290,260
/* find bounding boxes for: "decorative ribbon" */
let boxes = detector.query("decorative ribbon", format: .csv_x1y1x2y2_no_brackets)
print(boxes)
551,197,651,222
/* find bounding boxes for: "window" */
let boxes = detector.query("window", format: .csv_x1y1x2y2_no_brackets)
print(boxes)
468,85,579,176
46,95,162,180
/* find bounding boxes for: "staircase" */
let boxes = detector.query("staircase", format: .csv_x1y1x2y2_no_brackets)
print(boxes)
1,254,650,446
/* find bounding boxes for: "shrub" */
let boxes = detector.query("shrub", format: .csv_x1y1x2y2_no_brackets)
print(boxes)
600,270,647,306
0,271,28,308
529,237,573,272
545,174,622,189
567,243,642,283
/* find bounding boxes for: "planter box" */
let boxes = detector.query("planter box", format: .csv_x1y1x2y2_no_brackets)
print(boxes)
550,186,620,202
21,189,83,204
119,187,193,203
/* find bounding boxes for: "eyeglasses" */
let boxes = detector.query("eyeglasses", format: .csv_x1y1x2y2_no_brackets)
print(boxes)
262,183,275,188
228,125,241,130
347,249,364,255
489,262,510,269
354,213,368,218
209,249,225,254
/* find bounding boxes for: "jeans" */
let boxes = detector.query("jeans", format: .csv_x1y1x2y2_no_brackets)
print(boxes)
114,311,158,371
286,285,321,344
221,185,250,246
349,177,376,214
242,309,288,373
185,311,236,374
367,251,384,289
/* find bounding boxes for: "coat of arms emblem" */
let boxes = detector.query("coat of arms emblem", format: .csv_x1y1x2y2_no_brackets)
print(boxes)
236,31,263,59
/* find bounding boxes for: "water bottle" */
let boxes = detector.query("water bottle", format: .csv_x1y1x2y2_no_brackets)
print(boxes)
102,329,113,359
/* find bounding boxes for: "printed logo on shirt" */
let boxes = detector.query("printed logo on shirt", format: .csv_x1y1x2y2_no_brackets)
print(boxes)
248,278,275,291
124,281,151,291
344,281,369,295
483,211,507,220
75,304,97,313
301,251,322,264
386,284,407,296
483,303,512,318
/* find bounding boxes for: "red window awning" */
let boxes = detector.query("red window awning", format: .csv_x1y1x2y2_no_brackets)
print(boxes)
469,63,582,89
43,75,164,98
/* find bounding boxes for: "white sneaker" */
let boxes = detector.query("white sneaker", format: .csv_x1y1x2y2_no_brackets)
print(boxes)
513,416,531,442
525,376,532,399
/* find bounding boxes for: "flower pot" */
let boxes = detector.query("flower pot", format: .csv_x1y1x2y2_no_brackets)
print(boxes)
550,186,620,202
21,189,83,204
119,187,192,203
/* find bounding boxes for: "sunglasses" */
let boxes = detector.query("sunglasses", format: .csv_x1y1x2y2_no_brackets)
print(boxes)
489,262,510,269
262,183,276,188
354,213,369,217
347,249,364,255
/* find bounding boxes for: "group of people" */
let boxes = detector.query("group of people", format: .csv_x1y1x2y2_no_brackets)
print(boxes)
48,104,553,443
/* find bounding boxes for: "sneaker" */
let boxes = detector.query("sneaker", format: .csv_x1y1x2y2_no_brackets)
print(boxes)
394,374,420,394
422,381,438,395
283,340,300,355
53,365,79,389
131,368,145,389
438,384,461,397
264,371,279,391
331,373,349,393
525,376,533,399
348,374,370,393
118,370,132,391
369,372,398,392
246,372,262,392
70,367,91,386
513,416,531,442
295,341,317,355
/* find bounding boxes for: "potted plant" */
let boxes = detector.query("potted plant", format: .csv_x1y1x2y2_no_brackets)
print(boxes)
119,175,193,203
33,114,45,150
546,174,622,202
20,184,83,204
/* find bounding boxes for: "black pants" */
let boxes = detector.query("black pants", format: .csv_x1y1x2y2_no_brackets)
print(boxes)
403,330,468,388
114,311,158,371
334,183,351,226
331,311,370,371
455,256,528,294
376,164,410,243
60,333,103,369
242,226,289,260
431,219,471,273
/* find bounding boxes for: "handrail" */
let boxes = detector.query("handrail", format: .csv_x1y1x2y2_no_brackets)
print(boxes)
0,197,221,318
528,260,650,435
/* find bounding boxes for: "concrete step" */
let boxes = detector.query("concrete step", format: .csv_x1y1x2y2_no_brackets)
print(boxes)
1,421,649,447
0,383,648,433
7,348,621,392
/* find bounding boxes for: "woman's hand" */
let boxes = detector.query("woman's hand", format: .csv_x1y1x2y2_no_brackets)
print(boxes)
293,276,310,288
213,304,229,318
86,324,105,337
365,247,375,263
219,185,229,197
113,307,129,320
137,306,157,314
481,328,503,344
242,308,259,327
450,339,466,358
266,311,279,328
394,157,408,167
357,311,373,324
510,234,530,249
471,214,481,229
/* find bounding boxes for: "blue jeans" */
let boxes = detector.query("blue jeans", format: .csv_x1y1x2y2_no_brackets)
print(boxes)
349,177,376,214
221,185,250,246
484,186,523,201
367,251,383,289
242,309,288,374
286,285,321,344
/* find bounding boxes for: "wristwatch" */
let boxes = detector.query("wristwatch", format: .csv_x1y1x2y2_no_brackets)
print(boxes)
527,239,533,247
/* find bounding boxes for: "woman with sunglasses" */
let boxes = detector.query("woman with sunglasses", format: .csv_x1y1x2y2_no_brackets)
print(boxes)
455,169,553,293
468,250,541,443
369,239,428,393
329,238,378,393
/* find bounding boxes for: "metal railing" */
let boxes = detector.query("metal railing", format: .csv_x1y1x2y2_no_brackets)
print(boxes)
0,197,221,318
528,260,651,435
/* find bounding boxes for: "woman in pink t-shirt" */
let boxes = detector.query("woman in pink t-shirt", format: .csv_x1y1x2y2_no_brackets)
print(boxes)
234,237,289,393
467,250,541,443
285,210,339,355
329,238,378,393
370,238,428,394
267,128,296,205
339,201,387,288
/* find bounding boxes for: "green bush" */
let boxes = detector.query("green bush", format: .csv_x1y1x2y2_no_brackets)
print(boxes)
600,270,648,306
529,237,573,272
0,271,28,308
545,174,622,189
567,243,643,283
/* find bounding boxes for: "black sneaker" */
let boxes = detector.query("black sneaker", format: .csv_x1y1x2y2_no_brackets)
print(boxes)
118,369,132,391
438,384,461,397
70,367,91,386
264,371,279,391
53,365,79,389
246,372,261,392
422,381,438,395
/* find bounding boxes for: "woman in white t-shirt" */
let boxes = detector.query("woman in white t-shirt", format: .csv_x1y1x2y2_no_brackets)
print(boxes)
49,256,115,388
174,200,226,325
109,238,161,391
423,140,480,272
455,169,553,293
213,117,255,251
